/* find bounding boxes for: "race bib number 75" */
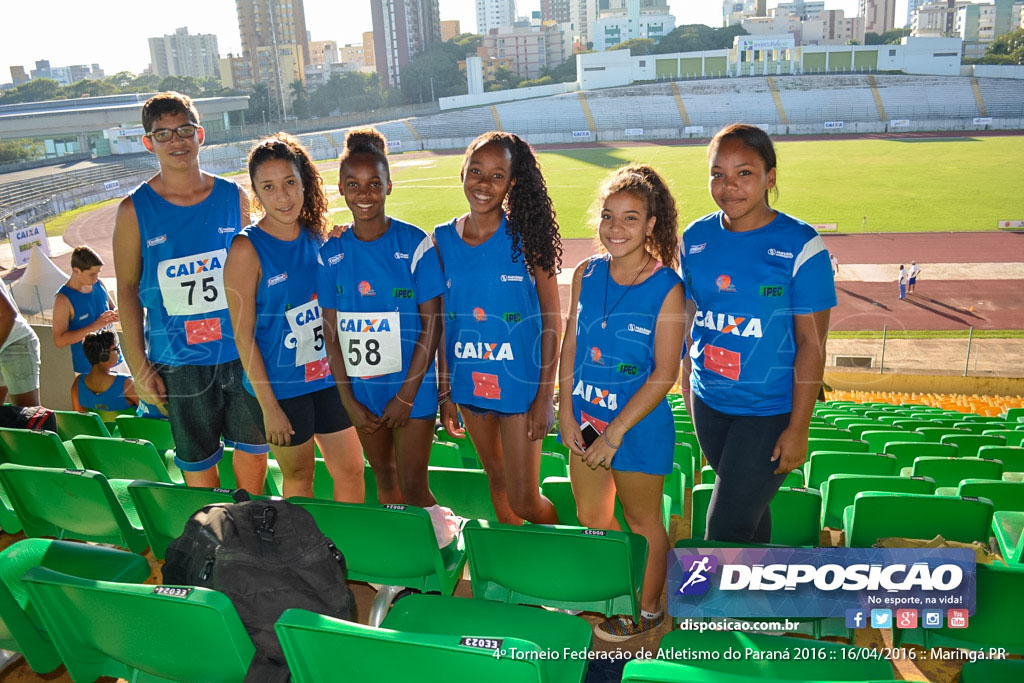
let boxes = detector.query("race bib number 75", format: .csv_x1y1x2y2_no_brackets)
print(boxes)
157,249,228,316
337,312,401,377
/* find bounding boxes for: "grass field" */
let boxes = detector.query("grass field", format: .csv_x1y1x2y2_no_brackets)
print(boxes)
318,136,1024,239
43,197,119,238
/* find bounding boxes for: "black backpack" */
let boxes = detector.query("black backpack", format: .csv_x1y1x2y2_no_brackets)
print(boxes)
162,490,355,681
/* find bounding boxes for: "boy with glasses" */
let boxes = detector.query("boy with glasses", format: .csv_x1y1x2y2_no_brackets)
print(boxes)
113,92,269,490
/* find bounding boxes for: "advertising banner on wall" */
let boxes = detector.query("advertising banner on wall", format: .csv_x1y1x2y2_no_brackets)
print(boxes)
9,223,50,267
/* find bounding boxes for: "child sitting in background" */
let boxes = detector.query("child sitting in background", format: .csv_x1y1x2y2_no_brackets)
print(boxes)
71,330,138,424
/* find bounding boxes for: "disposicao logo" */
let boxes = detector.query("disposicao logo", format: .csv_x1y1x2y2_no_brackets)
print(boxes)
677,555,718,596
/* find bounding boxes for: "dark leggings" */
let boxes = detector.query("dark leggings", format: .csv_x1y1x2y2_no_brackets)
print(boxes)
692,394,790,543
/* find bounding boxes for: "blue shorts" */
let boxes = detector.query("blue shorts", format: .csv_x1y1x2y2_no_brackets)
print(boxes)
908,277,917,285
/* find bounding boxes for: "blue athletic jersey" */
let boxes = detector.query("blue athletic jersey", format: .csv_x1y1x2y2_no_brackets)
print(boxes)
571,256,680,475
58,282,112,373
681,210,836,416
77,373,132,412
434,216,542,414
316,219,445,418
239,225,334,401
132,176,241,366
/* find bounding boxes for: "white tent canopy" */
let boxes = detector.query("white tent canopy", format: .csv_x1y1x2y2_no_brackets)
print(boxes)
10,245,68,315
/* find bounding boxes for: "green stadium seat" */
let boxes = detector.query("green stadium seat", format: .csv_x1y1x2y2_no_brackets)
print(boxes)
892,563,1024,655
690,483,712,541
807,426,851,439
882,441,957,470
656,631,895,680
860,429,921,454
381,594,591,683
0,428,79,469
0,479,22,535
903,457,1003,488
848,423,891,440
539,477,669,532
291,499,466,625
933,479,1024,514
992,510,1024,565
768,487,821,546
674,441,696,490
539,452,568,481
1005,408,1024,422
0,539,150,674
428,467,498,521
277,608,548,683
464,520,646,619
820,474,936,529
430,441,463,468
889,419,936,431
829,417,874,431
843,492,994,547
702,467,803,488
71,436,174,483
665,462,685,517
981,430,1024,449
22,567,255,681
114,415,175,452
807,438,868,457
362,462,379,505
54,411,110,440
977,445,1024,473
805,452,897,490
939,433,1007,458
961,659,1024,683
0,464,148,553
916,426,968,442
953,421,997,435
542,434,568,458
127,481,237,559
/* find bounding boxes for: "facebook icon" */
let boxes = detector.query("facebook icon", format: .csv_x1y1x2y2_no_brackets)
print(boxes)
845,609,866,629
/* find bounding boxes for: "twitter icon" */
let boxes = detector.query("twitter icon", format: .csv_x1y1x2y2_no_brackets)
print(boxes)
871,609,892,629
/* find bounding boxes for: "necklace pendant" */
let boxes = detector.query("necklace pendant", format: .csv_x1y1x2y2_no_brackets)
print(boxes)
601,320,607,329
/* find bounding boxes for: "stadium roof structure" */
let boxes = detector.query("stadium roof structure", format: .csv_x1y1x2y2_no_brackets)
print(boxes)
0,94,249,140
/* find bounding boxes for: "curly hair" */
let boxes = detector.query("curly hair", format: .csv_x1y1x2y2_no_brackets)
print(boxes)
708,123,779,205
592,163,679,270
339,127,390,180
83,330,118,366
247,133,328,240
462,132,562,277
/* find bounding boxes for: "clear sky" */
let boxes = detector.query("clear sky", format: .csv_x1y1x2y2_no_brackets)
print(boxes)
2,1,897,85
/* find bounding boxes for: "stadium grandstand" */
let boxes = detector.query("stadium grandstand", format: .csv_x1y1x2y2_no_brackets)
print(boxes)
0,60,1022,682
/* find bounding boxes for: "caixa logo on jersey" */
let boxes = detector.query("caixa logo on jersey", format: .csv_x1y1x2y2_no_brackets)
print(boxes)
164,253,223,277
668,547,976,619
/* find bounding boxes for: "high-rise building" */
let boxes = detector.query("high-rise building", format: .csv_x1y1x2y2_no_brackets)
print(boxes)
480,23,569,78
774,1,825,20
912,1,968,37
370,0,441,87
571,0,599,45
541,0,572,23
907,0,931,26
477,0,517,33
592,0,676,49
362,31,376,69
309,40,339,66
441,19,462,41
148,27,221,79
235,0,311,119
723,0,767,27
802,8,866,44
9,66,28,85
860,0,897,34
339,43,365,66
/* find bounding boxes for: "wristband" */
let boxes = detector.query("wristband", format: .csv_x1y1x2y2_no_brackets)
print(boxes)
395,394,413,407
601,430,621,449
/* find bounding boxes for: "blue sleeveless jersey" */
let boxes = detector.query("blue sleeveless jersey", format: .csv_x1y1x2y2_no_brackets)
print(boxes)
571,256,680,475
78,373,132,412
316,219,445,418
240,225,334,401
434,216,542,414
58,282,112,372
681,210,837,416
132,176,241,366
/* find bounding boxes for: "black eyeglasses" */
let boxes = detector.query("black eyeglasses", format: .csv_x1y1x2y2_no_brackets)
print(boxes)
146,124,200,143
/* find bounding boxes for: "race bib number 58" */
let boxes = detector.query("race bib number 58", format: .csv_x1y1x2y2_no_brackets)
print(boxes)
337,312,401,377
157,249,228,316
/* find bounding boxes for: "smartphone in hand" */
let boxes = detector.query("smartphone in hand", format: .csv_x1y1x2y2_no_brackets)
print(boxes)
579,421,601,449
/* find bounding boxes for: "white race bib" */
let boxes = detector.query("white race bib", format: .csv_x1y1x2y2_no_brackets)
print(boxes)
284,299,326,366
337,312,402,378
157,249,228,316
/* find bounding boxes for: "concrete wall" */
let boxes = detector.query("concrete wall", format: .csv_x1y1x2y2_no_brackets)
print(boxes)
825,369,1024,397
438,82,579,111
968,64,1024,79
33,323,75,410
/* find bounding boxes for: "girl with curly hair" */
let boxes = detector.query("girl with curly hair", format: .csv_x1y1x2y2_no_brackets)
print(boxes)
434,131,562,525
224,133,363,500
559,163,684,640
317,127,458,546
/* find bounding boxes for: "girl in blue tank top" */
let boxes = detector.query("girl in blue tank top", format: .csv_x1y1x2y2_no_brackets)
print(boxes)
559,164,685,642
434,132,562,527
71,330,138,424
317,128,458,547
224,134,363,501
